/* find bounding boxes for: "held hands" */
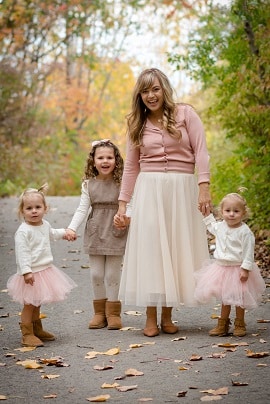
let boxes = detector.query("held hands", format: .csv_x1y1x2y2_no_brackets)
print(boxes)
114,214,130,229
64,229,77,241
24,272,34,286
198,182,212,217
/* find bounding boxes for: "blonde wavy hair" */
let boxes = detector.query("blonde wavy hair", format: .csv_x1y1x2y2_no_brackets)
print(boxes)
127,68,182,146
219,188,250,220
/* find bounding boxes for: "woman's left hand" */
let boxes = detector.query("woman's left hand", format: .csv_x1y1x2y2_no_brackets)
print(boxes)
198,182,212,216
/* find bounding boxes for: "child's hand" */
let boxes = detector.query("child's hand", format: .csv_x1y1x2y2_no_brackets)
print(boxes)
24,272,34,286
240,268,249,282
114,214,129,229
65,229,77,241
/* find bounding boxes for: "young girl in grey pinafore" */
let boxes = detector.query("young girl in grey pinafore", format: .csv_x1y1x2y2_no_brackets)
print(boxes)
66,140,128,330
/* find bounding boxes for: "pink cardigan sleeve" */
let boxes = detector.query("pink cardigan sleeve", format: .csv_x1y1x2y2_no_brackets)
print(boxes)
119,138,140,202
184,106,210,184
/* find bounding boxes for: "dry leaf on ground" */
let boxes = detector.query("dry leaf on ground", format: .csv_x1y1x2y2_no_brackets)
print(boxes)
125,368,144,376
246,349,269,358
16,359,43,369
200,396,222,401
86,394,110,402
116,385,138,392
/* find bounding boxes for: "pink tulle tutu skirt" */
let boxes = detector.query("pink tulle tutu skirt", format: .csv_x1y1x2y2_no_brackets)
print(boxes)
194,260,266,309
7,265,77,306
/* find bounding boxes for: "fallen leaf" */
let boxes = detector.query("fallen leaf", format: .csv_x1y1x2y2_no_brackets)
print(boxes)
120,326,141,331
101,382,120,388
43,394,57,399
256,363,268,367
190,354,202,361
39,313,47,319
200,387,228,395
178,366,189,371
42,374,60,379
232,380,249,386
124,310,142,316
93,365,114,371
259,339,267,343
207,352,226,359
217,343,238,348
129,344,143,348
74,309,84,314
257,319,270,323
171,336,187,341
104,347,120,356
0,396,7,400
177,391,187,397
210,314,220,319
116,385,138,392
86,394,110,402
39,357,69,367
246,349,269,358
125,368,144,376
0,313,9,318
16,359,43,369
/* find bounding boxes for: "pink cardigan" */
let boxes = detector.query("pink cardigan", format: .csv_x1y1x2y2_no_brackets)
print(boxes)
119,104,210,202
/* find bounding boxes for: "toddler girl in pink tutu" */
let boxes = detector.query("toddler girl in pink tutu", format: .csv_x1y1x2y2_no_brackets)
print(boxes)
7,184,77,347
194,191,265,337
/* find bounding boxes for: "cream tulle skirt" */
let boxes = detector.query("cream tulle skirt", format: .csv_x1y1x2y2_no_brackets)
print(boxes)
119,172,209,307
194,260,266,309
7,265,77,306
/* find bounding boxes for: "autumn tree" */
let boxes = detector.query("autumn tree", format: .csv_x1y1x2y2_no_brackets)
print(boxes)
169,0,270,229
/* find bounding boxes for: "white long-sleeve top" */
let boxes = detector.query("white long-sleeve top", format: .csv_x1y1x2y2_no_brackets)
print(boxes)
203,214,255,271
15,220,66,275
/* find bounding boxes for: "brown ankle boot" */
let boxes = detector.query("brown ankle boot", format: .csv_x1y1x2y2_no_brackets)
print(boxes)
209,318,230,336
33,319,55,341
105,301,122,330
143,307,159,337
161,307,178,334
233,318,246,337
89,299,107,329
20,323,44,347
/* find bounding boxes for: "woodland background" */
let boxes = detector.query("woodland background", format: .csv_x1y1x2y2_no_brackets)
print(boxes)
0,1,269,251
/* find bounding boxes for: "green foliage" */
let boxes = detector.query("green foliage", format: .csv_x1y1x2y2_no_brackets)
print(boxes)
168,0,270,230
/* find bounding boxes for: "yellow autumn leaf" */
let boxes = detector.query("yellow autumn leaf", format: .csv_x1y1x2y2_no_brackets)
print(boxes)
101,382,120,388
16,359,43,369
86,394,110,402
210,314,220,319
39,313,47,319
129,344,143,348
104,347,120,356
178,366,189,370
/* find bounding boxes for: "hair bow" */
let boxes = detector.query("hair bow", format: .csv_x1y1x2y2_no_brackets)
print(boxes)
91,139,111,147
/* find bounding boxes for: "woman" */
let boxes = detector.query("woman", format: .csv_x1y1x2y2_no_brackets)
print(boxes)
114,68,211,337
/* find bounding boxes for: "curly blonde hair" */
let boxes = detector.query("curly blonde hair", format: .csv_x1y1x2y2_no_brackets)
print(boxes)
127,68,182,146
83,140,124,185
18,183,48,219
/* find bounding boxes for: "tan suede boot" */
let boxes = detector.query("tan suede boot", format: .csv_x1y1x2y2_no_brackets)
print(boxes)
161,307,178,334
33,319,55,341
209,318,230,336
233,318,246,337
105,301,122,330
89,299,107,329
143,306,159,337
20,323,44,347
